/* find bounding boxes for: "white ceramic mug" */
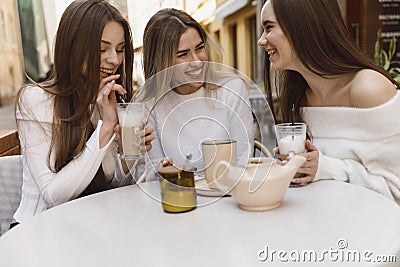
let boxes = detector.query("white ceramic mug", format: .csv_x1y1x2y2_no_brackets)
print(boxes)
201,140,236,189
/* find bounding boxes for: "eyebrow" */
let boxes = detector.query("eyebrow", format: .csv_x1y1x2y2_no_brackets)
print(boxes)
101,40,125,46
177,41,204,54
262,19,274,27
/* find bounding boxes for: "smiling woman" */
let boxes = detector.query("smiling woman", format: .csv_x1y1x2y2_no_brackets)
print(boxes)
171,27,208,95
11,0,155,225
258,0,400,204
100,21,125,79
138,8,255,179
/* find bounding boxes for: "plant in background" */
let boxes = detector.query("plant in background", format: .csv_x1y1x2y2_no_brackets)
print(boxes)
374,29,400,83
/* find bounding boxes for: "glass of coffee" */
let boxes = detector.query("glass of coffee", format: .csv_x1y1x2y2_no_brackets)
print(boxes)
159,166,197,213
117,102,144,160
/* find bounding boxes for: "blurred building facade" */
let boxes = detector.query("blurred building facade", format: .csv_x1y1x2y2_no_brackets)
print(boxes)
1,0,398,106
0,0,24,106
17,0,52,83
208,0,262,85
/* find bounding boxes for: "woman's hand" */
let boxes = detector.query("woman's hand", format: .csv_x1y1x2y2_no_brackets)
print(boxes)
96,74,127,129
114,118,156,153
140,124,155,152
96,74,126,148
293,140,319,184
114,124,123,147
158,157,173,169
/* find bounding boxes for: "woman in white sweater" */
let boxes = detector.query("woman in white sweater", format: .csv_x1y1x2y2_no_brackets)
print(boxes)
258,0,400,204
139,9,255,177
12,0,155,224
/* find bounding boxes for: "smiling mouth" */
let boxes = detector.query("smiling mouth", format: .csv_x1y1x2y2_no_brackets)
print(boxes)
100,68,114,77
267,49,277,55
185,68,203,78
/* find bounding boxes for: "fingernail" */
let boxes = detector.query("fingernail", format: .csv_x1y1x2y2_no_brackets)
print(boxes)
291,179,296,183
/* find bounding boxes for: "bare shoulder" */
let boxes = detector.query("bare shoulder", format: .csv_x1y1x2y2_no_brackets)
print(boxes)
350,69,397,108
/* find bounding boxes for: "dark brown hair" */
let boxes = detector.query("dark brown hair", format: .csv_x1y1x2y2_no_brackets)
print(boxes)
16,0,134,172
264,0,399,124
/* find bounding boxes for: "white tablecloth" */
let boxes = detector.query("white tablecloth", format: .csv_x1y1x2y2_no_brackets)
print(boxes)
0,180,399,266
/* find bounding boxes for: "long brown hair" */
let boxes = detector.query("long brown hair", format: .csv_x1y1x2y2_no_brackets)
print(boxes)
16,0,134,172
264,0,399,124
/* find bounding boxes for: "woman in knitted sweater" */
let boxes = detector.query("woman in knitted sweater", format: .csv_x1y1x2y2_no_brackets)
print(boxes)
258,0,400,204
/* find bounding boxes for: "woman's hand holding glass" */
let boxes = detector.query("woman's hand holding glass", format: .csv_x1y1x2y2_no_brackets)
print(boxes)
294,140,319,184
114,120,155,153
274,140,319,184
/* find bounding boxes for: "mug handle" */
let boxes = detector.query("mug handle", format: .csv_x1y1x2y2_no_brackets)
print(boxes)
212,160,231,193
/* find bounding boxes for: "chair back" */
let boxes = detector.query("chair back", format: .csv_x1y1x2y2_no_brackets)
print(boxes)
254,140,273,158
0,155,23,236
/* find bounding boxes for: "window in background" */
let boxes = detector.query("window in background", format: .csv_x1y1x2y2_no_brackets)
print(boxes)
247,14,257,81
229,23,237,70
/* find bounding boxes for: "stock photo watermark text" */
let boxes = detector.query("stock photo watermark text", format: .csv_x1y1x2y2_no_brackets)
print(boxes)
257,239,397,264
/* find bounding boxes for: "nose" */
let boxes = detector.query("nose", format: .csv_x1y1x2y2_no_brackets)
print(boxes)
258,33,267,47
189,53,202,67
106,50,119,65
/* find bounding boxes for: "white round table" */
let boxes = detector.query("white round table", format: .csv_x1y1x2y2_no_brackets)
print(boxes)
0,180,399,266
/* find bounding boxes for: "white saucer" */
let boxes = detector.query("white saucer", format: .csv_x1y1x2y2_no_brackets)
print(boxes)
195,178,230,197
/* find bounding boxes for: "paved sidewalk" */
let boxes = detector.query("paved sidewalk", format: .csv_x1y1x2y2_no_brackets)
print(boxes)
0,104,16,130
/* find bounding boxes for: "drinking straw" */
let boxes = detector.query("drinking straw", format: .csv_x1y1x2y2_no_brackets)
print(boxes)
291,104,295,141
291,104,295,125
117,93,126,103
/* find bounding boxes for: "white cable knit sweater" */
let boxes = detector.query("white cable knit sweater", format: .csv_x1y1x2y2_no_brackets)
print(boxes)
303,91,400,204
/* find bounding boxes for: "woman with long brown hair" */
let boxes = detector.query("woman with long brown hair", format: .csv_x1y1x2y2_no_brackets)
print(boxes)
12,0,155,224
259,0,400,203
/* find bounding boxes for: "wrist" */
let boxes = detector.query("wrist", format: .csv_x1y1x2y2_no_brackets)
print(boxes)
101,122,116,133
99,122,116,148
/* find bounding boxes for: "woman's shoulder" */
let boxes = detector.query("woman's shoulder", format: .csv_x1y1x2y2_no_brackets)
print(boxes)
17,85,54,122
219,75,246,88
350,69,397,108
217,75,248,97
20,85,51,102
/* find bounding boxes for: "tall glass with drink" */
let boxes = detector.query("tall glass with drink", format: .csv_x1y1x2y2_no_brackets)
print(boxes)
117,102,145,160
275,123,307,186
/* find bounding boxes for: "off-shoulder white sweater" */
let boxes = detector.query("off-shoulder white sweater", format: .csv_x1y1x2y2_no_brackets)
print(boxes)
303,91,400,204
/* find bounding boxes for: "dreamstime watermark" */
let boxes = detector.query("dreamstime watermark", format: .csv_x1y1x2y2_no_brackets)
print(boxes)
257,239,397,263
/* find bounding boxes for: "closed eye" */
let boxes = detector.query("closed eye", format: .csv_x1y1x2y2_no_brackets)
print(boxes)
177,52,188,58
195,44,205,51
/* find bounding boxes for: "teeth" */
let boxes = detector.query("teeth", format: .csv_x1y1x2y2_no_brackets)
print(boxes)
100,68,114,76
187,69,202,76
268,49,277,55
